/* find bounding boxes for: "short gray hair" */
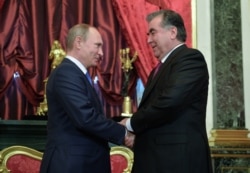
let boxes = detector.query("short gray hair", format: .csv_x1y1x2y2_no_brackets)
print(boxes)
66,23,90,50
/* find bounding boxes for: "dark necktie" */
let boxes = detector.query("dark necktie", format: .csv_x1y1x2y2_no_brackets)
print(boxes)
86,72,93,86
153,62,162,77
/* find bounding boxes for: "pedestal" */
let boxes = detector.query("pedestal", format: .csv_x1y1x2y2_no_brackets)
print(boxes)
0,120,47,151
209,129,250,173
121,96,133,117
209,129,250,146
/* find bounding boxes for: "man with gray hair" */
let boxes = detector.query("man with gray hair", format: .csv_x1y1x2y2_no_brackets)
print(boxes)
40,23,134,173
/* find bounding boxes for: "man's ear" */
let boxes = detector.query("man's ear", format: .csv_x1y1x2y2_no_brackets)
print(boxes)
170,26,178,39
75,36,83,49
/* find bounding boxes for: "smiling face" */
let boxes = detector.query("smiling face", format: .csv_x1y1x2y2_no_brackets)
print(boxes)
79,28,103,68
66,24,103,69
147,15,178,61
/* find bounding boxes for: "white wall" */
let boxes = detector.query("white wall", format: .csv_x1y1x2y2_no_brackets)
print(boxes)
195,0,214,137
195,0,250,136
241,0,250,132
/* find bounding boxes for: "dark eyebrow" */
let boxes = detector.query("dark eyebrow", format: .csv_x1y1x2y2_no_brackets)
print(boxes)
95,43,102,46
147,28,156,35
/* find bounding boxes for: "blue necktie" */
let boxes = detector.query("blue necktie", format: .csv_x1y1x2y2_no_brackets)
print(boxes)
86,72,93,85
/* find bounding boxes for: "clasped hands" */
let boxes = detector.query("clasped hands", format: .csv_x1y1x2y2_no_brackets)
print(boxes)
119,118,135,148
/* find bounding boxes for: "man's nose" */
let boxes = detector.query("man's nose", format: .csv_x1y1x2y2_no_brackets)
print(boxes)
147,36,152,44
99,48,103,56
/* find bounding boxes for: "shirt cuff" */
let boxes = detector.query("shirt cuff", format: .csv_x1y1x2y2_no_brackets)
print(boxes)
126,118,134,132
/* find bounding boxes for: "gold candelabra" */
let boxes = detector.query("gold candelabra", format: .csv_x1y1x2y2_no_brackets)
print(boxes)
120,48,137,117
36,40,65,115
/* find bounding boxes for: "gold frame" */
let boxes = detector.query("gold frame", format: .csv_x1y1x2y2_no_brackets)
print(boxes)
110,146,134,173
0,145,43,173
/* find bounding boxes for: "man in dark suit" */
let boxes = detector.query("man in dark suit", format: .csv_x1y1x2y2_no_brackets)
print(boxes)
40,24,133,173
120,10,213,173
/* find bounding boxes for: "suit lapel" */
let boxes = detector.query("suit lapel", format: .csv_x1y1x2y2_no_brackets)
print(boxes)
63,59,104,113
139,45,187,107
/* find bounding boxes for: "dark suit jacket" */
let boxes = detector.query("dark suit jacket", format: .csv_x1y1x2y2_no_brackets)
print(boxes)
131,45,213,173
40,58,126,173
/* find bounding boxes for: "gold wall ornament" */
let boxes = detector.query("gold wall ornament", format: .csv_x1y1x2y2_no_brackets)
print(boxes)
37,40,65,116
49,40,66,69
120,48,137,117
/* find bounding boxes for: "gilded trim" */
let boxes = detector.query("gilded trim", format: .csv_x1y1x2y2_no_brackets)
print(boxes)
211,154,250,158
0,145,43,173
110,146,134,173
211,148,250,151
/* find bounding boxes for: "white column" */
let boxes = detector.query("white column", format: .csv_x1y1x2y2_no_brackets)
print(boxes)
241,0,250,132
195,0,214,137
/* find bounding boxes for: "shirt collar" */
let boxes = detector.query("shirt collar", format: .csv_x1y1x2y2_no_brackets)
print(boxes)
161,43,184,63
65,55,87,75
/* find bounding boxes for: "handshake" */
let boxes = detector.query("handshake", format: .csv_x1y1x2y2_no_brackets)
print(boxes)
119,118,135,148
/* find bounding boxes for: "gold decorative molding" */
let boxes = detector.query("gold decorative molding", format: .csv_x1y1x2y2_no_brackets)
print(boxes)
209,129,250,146
110,146,134,173
0,145,43,173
